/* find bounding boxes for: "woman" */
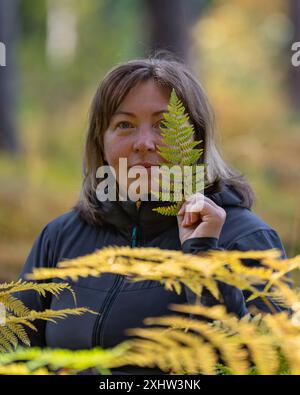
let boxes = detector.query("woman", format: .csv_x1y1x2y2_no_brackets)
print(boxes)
16,55,287,374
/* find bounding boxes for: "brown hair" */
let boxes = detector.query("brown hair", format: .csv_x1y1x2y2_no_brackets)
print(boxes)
74,54,255,226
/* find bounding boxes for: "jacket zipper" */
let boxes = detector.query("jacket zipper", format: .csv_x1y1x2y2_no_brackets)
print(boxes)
92,204,141,347
131,225,138,247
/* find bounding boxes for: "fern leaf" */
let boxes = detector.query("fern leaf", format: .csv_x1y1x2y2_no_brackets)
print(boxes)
0,280,97,351
0,280,77,306
6,307,96,325
0,294,30,317
152,203,181,216
152,89,205,215
27,246,298,313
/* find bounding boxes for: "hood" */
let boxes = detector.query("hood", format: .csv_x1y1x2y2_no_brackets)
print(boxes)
209,183,244,208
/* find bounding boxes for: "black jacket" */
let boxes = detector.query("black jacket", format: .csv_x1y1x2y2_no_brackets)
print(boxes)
15,184,287,374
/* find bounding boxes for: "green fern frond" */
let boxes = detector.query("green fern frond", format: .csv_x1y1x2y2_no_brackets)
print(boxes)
152,89,205,215
0,343,131,375
153,202,181,216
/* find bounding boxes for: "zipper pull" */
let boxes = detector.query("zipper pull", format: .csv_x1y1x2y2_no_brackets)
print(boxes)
131,225,138,248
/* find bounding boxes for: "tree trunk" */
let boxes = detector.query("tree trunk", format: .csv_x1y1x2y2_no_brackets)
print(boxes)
144,0,189,62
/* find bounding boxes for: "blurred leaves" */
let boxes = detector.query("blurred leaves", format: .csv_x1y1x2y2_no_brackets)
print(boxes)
0,0,299,282
191,0,300,258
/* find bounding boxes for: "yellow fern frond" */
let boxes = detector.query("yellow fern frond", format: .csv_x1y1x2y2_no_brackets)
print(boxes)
0,280,97,352
123,303,297,374
27,247,299,309
0,279,77,305
5,307,96,325
0,307,95,351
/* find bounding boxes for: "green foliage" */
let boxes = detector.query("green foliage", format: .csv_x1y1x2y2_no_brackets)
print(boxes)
152,89,205,216
0,343,131,375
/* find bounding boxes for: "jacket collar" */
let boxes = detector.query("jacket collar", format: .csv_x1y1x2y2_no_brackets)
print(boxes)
97,183,244,238
98,197,177,239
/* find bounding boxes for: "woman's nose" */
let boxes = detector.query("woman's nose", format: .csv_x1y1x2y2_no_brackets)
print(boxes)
132,126,158,153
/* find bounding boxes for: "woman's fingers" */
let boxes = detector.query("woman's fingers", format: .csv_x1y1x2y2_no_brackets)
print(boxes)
190,211,201,224
185,193,217,213
177,202,186,216
182,212,201,227
178,192,226,226
177,193,226,241
179,192,225,227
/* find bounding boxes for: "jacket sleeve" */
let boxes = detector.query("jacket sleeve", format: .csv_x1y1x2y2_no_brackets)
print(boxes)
226,228,289,314
181,237,249,318
181,229,288,318
13,225,54,347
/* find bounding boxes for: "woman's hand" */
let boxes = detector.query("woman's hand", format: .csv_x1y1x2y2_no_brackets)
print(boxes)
177,192,226,245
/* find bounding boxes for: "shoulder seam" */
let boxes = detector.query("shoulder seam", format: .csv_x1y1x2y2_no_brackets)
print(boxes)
225,227,277,249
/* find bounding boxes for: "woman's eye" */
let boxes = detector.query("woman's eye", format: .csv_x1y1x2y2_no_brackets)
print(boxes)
155,119,166,130
116,121,134,130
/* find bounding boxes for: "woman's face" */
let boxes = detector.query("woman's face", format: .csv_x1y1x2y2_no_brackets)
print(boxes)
103,78,170,197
